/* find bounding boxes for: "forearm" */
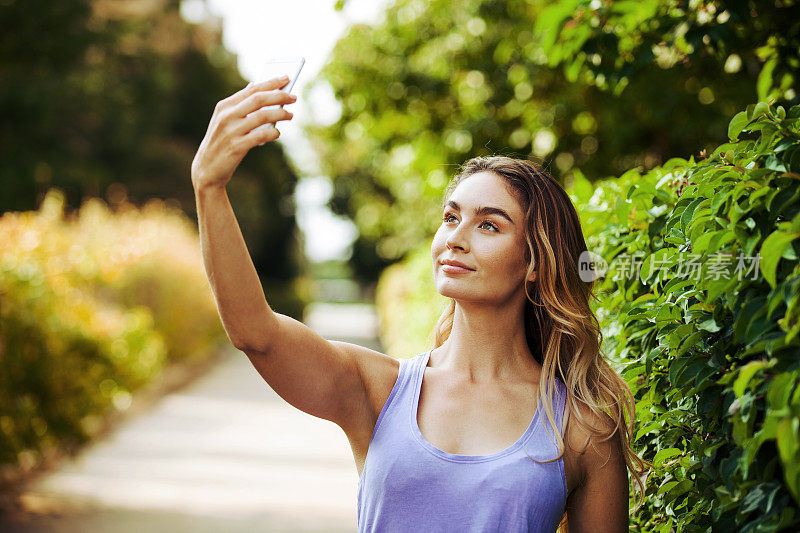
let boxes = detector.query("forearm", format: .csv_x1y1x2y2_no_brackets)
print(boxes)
194,184,280,352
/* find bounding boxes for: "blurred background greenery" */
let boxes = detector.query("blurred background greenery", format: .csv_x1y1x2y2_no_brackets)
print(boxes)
311,0,797,283
0,0,306,314
0,0,308,487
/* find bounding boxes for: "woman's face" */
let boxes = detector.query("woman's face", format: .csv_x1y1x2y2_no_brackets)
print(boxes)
431,171,534,305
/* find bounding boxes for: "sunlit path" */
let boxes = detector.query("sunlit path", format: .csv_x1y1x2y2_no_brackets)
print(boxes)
1,302,382,532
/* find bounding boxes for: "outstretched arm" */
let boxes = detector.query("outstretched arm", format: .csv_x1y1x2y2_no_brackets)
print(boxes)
191,77,296,352
191,79,391,437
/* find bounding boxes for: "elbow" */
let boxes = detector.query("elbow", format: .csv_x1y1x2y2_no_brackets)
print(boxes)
229,336,251,353
230,333,273,354
226,331,248,352
229,313,282,354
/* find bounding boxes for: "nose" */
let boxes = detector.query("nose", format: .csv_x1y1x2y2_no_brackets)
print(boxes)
445,221,469,252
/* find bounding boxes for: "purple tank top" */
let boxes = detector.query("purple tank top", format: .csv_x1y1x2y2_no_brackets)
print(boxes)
357,349,568,532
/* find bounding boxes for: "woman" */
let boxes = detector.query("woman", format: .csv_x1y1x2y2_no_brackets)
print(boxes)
191,78,649,532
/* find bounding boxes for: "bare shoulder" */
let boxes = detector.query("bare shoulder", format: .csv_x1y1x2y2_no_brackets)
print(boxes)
328,341,401,432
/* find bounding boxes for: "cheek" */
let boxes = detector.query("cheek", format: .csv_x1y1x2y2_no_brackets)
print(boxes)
431,227,446,252
491,239,527,272
430,233,442,263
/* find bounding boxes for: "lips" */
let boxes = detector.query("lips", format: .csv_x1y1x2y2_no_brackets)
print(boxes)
440,259,475,271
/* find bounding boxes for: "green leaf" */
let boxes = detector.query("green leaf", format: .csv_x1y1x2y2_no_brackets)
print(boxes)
733,360,767,398
653,448,683,468
757,56,778,101
677,331,703,356
774,138,795,152
764,154,787,172
741,484,767,513
698,317,720,332
791,211,800,233
664,479,694,503
668,354,692,386
534,1,581,53
749,101,771,122
728,111,750,141
733,409,756,445
668,324,694,349
636,420,663,440
568,170,594,203
622,363,645,382
760,229,800,288
776,417,800,501
657,479,678,496
767,372,797,409
680,198,705,234
694,365,718,389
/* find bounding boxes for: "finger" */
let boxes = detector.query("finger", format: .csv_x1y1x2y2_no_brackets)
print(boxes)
251,75,292,92
245,123,281,148
222,75,291,109
234,89,297,118
235,108,293,136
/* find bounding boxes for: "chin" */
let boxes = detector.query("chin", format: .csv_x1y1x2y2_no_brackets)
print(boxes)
435,282,474,299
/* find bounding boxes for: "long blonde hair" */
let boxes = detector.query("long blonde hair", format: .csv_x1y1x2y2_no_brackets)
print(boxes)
426,156,650,528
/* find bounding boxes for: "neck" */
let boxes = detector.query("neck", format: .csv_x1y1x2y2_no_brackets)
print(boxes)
431,296,540,384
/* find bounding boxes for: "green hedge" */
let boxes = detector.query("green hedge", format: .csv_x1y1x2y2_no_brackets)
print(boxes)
571,101,800,531
375,101,800,530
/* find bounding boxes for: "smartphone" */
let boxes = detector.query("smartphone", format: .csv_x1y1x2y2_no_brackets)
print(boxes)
256,56,305,94
251,57,305,143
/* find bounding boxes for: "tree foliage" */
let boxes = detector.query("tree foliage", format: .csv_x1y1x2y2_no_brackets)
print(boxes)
308,0,766,282
535,0,799,103
1,0,305,314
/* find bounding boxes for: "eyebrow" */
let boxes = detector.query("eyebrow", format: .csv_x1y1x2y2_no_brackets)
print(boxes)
444,200,515,225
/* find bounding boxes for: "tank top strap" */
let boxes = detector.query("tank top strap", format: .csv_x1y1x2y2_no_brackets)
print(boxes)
552,375,568,437
408,349,428,378
401,350,427,388
411,349,433,382
369,351,427,441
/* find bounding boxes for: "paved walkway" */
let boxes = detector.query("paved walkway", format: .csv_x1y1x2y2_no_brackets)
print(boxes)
1,302,382,532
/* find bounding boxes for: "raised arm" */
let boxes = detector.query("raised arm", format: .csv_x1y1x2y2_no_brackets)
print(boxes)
191,76,296,353
190,78,389,436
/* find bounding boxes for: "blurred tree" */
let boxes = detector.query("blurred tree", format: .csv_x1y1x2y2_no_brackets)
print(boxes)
307,0,763,283
0,0,305,316
534,0,798,104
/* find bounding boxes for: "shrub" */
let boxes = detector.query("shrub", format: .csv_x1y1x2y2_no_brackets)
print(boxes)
0,190,228,479
570,101,800,531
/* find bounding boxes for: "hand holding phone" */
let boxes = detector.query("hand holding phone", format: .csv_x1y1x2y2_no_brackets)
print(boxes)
250,57,305,144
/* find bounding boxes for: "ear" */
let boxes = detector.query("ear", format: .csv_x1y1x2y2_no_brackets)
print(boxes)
527,270,537,283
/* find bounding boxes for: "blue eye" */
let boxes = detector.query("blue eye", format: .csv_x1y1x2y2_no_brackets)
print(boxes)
442,213,498,232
